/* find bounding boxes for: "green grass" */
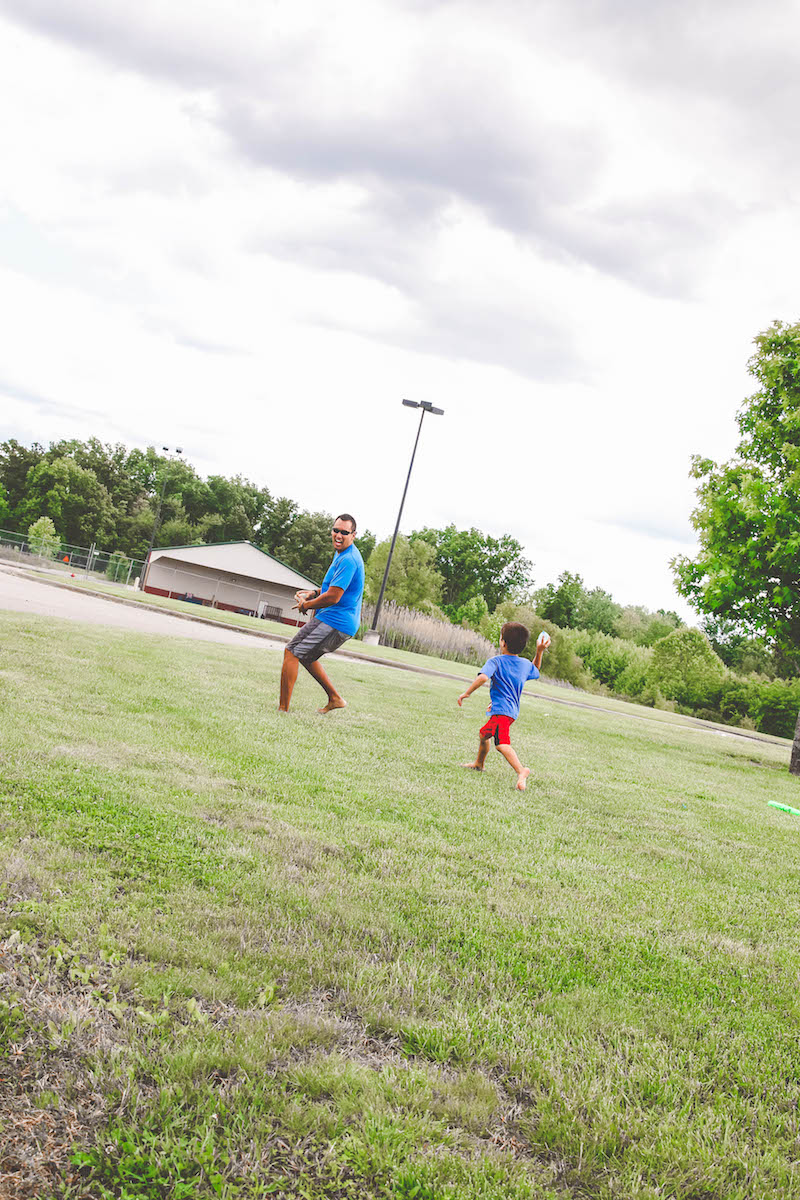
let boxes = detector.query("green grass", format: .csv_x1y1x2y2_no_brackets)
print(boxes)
1,610,799,1199
23,568,786,742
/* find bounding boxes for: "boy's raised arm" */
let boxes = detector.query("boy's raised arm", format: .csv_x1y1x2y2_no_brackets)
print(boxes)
457,674,489,706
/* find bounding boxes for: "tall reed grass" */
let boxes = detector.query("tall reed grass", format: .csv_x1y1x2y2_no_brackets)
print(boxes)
359,601,494,666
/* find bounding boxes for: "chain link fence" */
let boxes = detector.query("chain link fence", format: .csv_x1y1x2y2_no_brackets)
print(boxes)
0,528,147,586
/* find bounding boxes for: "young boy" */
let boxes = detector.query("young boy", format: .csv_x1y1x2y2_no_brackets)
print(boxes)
457,622,548,791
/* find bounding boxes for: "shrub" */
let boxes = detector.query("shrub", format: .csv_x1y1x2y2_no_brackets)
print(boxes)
751,679,800,739
451,594,489,631
648,628,726,709
482,603,589,688
613,646,653,699
569,629,645,690
718,678,761,727
106,551,131,582
26,516,61,559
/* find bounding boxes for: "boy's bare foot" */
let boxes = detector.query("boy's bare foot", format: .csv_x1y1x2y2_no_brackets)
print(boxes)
317,699,348,714
461,763,485,771
515,767,531,791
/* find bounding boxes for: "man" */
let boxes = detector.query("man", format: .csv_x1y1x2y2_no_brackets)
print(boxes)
278,513,365,713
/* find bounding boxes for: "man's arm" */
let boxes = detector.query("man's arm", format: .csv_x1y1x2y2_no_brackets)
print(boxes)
457,674,489,706
296,586,344,615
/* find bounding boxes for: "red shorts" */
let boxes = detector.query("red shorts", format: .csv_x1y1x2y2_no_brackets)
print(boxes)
479,714,514,746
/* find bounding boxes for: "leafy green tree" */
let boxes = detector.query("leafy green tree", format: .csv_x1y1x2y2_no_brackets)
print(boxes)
614,605,683,646
452,594,489,631
17,457,116,546
364,536,443,610
412,525,533,612
648,628,725,709
355,529,376,566
157,516,199,548
672,319,800,768
577,587,621,634
533,571,585,628
257,496,299,555
274,511,334,583
27,515,61,558
674,320,800,661
702,615,778,677
49,438,147,517
0,482,10,528
0,439,45,520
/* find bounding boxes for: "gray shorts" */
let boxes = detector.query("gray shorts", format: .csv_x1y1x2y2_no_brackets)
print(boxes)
286,618,350,664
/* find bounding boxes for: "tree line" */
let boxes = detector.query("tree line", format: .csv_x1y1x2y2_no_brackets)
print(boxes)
8,314,800,752
0,437,534,614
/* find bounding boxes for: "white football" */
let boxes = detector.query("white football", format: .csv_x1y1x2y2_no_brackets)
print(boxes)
537,631,551,647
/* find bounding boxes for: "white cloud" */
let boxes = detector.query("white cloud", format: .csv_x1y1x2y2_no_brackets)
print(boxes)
0,0,798,620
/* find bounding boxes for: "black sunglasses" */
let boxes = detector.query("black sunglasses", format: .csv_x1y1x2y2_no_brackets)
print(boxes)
332,527,354,536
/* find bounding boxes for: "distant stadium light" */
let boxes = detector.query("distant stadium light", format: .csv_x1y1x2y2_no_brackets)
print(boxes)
143,445,185,589
367,399,445,640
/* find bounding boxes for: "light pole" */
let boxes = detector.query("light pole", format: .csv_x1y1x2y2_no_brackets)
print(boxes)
142,445,184,590
364,399,444,645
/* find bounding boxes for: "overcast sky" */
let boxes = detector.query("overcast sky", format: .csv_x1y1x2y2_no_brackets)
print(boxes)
2,0,799,617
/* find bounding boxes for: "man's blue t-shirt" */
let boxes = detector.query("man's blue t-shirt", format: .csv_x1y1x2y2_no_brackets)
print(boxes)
480,654,540,720
319,543,365,636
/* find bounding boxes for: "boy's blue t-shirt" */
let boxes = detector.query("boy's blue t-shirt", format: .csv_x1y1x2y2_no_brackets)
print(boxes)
480,654,540,720
319,543,365,636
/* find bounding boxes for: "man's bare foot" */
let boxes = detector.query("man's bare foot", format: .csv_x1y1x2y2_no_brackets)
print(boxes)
516,767,531,791
461,763,485,771
317,698,348,714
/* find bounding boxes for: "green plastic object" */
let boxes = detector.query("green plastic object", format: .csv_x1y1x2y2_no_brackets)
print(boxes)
768,801,800,816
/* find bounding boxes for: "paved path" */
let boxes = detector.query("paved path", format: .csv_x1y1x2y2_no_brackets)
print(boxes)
0,566,286,651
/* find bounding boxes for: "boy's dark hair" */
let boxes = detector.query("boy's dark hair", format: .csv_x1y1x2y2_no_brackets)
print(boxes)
335,513,357,533
501,621,529,654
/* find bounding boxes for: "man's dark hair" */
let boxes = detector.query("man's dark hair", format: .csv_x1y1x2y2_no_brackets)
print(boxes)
501,621,529,654
336,513,357,533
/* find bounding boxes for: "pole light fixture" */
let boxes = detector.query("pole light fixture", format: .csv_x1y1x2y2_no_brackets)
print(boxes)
143,445,184,589
366,399,444,641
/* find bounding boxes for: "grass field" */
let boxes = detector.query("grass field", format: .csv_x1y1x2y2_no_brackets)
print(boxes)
1,610,800,1199
21,568,786,738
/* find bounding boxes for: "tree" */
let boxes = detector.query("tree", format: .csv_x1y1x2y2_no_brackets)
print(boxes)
364,536,443,611
27,515,61,558
701,615,778,677
257,496,298,555
411,525,533,612
274,511,334,583
533,571,585,628
0,482,10,529
577,586,621,635
452,594,489,631
672,319,800,769
533,575,626,636
0,439,45,518
614,605,684,647
16,457,117,546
